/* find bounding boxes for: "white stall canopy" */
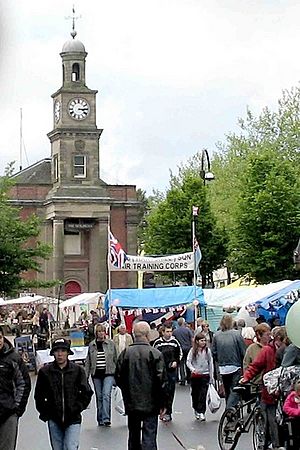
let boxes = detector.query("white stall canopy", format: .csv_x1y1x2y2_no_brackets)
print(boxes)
204,280,299,311
1,295,48,305
59,292,104,308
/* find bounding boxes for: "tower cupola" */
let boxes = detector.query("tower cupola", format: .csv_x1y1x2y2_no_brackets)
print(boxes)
60,11,87,86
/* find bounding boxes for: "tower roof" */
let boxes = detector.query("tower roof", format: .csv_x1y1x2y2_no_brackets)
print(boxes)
61,38,86,53
62,6,86,54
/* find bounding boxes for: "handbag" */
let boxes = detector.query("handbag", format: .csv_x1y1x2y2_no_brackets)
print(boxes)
207,383,221,413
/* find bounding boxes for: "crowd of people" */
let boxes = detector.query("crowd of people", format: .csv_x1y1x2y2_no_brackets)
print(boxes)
2,306,56,338
1,312,300,449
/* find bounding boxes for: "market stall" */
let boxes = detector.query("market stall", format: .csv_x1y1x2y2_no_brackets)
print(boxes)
0,295,58,335
59,291,104,327
35,346,88,371
203,279,300,329
104,285,205,331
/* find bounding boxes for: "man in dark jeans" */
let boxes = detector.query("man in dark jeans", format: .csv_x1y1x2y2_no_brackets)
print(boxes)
153,323,182,422
115,321,167,450
172,317,193,385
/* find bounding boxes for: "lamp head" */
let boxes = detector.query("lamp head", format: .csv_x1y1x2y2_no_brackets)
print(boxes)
204,172,215,181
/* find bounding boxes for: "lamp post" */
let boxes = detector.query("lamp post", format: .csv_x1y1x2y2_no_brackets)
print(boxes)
294,238,300,270
199,149,215,291
199,149,214,185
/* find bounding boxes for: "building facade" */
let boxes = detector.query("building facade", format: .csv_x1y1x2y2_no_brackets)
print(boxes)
10,33,140,297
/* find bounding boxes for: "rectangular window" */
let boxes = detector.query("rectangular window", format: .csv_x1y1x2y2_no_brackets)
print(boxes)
53,154,59,181
74,155,86,178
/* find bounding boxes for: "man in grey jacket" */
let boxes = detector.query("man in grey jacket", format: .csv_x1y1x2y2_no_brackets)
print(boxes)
212,314,246,409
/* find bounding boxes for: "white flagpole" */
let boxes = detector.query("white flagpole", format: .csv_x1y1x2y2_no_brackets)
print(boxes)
107,221,113,339
192,208,198,330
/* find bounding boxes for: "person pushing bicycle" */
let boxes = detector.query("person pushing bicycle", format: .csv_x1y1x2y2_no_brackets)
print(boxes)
240,326,287,450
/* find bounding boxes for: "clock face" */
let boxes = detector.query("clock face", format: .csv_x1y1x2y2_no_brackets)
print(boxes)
54,100,61,123
68,98,90,120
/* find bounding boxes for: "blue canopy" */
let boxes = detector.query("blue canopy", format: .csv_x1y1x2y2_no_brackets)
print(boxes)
258,280,300,310
104,286,205,310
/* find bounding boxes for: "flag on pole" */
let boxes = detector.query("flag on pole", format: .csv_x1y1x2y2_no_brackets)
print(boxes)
108,229,128,269
192,206,199,216
194,237,202,276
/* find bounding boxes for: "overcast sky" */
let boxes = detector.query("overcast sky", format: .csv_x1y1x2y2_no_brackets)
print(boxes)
1,0,300,193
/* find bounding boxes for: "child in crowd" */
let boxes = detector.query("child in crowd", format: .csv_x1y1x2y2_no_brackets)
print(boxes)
283,379,300,449
186,332,214,421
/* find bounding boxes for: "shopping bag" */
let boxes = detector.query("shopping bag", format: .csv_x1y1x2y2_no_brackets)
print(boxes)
112,386,125,415
217,380,226,399
207,383,221,413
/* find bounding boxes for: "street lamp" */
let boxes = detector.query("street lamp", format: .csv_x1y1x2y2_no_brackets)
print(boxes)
199,149,214,185
293,238,300,270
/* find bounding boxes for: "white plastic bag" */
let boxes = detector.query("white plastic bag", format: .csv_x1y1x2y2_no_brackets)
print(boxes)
207,383,221,413
112,386,125,415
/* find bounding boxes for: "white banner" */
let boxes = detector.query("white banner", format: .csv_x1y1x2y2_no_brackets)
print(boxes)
109,252,194,272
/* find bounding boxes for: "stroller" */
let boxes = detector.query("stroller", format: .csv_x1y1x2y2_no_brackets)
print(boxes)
264,365,300,450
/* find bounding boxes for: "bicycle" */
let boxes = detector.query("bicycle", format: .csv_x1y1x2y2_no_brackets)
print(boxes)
218,382,265,450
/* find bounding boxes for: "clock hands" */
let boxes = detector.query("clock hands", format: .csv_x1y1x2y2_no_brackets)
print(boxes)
68,98,90,119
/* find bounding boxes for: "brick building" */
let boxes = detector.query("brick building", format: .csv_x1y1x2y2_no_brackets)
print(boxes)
10,32,140,297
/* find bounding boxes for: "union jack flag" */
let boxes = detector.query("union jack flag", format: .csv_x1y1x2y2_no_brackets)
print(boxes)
108,229,128,269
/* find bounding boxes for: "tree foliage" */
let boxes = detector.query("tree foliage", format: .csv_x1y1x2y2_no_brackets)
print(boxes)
209,87,300,282
143,159,227,287
0,168,53,296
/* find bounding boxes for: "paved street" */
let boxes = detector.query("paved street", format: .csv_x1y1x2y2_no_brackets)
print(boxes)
17,375,251,450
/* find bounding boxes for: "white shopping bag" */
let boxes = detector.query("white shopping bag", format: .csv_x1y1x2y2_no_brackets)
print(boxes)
207,383,221,414
112,386,126,415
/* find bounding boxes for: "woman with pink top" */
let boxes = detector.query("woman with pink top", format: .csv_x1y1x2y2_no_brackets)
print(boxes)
283,379,300,449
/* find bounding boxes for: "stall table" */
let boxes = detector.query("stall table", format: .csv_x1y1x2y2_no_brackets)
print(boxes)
36,346,88,370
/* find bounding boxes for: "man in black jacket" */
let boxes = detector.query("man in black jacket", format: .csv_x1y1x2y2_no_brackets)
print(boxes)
0,326,31,450
115,321,167,450
35,338,93,450
153,323,182,422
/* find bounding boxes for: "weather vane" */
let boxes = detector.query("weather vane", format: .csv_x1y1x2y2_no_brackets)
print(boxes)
65,5,81,39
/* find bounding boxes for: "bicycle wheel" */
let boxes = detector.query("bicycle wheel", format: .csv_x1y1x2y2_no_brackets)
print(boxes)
218,407,241,450
252,408,265,450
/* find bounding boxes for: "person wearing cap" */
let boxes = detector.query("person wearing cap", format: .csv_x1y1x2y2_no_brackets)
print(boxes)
34,338,93,450
0,325,31,450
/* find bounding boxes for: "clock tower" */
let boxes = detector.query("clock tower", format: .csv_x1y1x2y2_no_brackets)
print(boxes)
10,23,139,297
47,30,104,195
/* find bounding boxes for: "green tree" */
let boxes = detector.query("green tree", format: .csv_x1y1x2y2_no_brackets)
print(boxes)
230,146,300,282
0,169,53,296
136,188,150,249
209,86,300,282
143,161,227,287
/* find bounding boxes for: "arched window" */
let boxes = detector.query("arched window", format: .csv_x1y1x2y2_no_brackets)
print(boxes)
65,280,82,298
62,64,65,83
72,63,80,81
